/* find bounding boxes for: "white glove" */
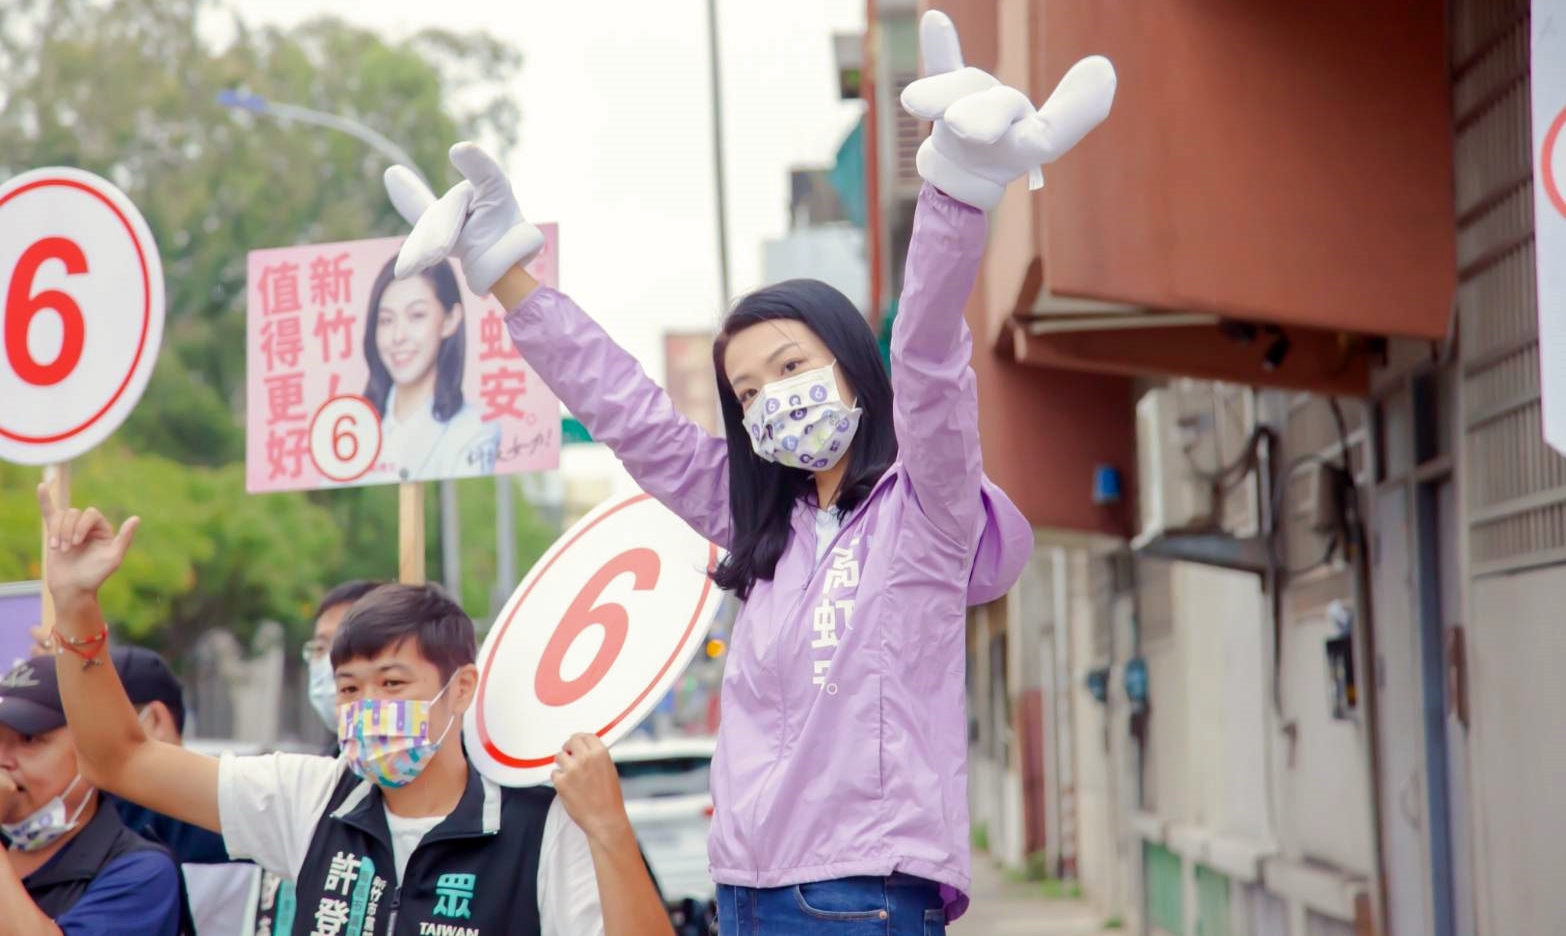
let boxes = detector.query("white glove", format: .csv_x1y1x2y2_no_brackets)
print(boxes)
384,142,544,296
900,10,1117,211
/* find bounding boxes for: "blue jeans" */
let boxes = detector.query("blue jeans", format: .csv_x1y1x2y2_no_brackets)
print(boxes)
716,874,946,935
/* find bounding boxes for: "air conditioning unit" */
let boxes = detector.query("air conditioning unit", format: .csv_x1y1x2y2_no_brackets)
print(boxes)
1133,384,1262,549
1133,388,1214,548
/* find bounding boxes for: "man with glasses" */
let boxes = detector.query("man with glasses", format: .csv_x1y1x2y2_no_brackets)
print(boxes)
302,581,386,738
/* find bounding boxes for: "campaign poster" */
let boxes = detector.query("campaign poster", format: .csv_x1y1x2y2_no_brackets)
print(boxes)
244,228,560,492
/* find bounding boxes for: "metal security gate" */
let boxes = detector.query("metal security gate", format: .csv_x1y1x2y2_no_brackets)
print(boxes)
1453,1,1562,934
1457,3,1552,576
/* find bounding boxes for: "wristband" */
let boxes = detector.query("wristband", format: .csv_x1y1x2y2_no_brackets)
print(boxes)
52,625,107,669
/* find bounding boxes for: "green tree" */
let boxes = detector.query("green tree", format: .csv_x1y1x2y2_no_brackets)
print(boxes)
0,0,549,652
0,448,341,658
0,0,522,447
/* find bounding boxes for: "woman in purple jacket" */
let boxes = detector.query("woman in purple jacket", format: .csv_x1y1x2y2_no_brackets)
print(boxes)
386,13,1114,932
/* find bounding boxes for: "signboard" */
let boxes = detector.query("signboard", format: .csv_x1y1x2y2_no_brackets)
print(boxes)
561,415,593,446
0,581,43,673
664,331,721,436
465,491,722,786
0,167,165,465
244,228,561,492
1535,4,1566,453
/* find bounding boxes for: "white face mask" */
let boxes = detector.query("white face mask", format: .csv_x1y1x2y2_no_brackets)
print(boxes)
2,775,92,852
742,362,862,472
307,656,339,731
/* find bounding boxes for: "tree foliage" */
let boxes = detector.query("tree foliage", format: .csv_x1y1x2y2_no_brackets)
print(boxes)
0,0,556,653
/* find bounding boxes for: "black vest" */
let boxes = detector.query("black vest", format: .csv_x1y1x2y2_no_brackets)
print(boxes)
23,798,182,924
275,764,553,936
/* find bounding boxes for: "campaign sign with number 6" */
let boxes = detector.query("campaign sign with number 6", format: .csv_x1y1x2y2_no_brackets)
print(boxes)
0,167,164,465
466,491,723,786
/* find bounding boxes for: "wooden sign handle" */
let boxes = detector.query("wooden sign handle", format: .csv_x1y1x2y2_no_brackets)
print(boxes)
39,463,71,630
399,482,426,585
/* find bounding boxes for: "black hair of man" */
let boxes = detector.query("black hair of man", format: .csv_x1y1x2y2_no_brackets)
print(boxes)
313,579,388,622
329,583,476,682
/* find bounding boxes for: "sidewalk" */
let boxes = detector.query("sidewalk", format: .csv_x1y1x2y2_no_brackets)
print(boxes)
952,857,1121,936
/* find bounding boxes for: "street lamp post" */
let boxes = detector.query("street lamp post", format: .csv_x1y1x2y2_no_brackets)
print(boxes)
216,90,430,188
705,0,731,311
217,89,476,601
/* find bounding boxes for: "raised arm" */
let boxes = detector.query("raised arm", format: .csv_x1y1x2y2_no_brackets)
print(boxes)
888,186,988,544
892,11,1117,542
547,732,675,936
37,488,222,834
492,267,731,547
390,148,731,547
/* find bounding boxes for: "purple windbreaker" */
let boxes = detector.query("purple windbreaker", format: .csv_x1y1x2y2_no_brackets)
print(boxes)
505,185,1032,920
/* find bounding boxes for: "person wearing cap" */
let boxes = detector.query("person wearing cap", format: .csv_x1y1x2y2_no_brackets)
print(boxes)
0,653,182,935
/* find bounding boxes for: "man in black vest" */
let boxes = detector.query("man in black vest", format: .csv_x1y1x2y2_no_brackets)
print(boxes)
38,488,676,936
252,578,394,935
0,653,182,934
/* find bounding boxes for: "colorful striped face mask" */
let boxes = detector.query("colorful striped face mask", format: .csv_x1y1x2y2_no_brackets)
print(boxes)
337,677,457,788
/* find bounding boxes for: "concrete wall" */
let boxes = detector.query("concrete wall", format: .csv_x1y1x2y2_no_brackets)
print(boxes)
1270,394,1378,901
1070,550,1128,918
1276,598,1376,879
1169,563,1272,849
1467,567,1566,936
1128,390,1377,934
1064,550,1140,926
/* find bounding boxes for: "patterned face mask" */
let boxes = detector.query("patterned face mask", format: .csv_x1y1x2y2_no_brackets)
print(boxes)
1,775,92,852
337,677,457,788
742,362,862,472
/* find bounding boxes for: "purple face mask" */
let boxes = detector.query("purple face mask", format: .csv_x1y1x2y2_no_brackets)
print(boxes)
741,362,862,472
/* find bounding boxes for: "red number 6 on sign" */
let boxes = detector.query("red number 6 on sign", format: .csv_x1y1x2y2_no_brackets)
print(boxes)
5,237,87,386
535,548,661,707
467,491,721,784
333,414,359,462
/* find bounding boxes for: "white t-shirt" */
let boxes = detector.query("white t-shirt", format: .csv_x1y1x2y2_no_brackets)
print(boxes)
383,812,445,885
183,862,263,935
216,752,606,936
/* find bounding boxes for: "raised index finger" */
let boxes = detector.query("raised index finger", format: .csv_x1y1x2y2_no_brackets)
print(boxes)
919,10,965,76
36,483,58,522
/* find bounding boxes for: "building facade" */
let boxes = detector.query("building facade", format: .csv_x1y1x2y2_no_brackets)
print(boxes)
855,1,1558,934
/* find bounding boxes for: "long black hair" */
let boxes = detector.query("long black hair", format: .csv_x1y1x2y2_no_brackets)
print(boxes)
710,279,898,599
363,256,467,422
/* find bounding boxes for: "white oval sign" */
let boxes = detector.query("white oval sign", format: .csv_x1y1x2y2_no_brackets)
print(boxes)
465,491,723,786
0,167,165,465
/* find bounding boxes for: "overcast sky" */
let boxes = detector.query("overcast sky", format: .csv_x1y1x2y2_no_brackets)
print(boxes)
229,0,866,375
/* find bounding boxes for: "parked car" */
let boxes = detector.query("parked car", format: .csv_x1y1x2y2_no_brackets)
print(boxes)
612,735,716,911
